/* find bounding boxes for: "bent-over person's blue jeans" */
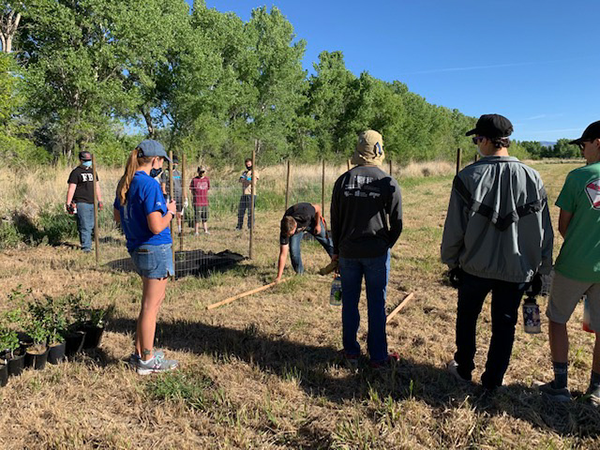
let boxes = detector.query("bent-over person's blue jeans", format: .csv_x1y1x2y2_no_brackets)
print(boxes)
289,219,333,274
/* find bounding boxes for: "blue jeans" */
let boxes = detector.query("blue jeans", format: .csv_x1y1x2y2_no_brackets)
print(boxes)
339,250,390,362
76,202,94,251
454,272,528,389
237,195,256,229
289,219,334,274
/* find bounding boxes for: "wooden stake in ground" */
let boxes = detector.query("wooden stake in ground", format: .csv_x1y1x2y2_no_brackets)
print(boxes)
249,140,257,259
386,292,414,324
91,154,100,266
207,279,286,310
169,150,175,280
321,159,325,216
285,160,291,211
180,153,185,252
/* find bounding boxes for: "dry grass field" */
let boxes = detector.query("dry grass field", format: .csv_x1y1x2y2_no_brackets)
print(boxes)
1,159,599,449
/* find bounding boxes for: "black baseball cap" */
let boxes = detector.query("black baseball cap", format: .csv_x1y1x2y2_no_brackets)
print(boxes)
465,114,514,138
78,151,92,161
569,121,600,145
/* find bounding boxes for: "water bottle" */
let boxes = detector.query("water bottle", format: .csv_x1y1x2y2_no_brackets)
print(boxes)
583,295,594,333
522,296,541,334
330,275,342,306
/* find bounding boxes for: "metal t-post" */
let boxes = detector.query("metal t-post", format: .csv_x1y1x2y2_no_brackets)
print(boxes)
91,154,100,266
456,148,461,175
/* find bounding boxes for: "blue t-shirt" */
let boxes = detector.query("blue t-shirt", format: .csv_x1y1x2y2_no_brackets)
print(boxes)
113,171,172,252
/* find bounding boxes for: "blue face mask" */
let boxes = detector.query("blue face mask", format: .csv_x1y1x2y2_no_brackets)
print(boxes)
81,161,92,168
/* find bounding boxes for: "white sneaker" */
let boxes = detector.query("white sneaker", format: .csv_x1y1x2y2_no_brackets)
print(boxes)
135,354,178,375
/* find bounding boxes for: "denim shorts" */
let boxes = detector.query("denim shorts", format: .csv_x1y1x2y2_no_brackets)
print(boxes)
130,244,174,279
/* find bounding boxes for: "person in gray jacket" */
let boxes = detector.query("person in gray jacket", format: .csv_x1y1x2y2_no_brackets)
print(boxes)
441,114,553,391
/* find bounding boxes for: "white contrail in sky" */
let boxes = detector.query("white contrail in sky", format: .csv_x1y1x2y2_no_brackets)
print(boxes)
402,58,583,75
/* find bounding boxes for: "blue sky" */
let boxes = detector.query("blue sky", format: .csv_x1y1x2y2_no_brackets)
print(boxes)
197,0,599,142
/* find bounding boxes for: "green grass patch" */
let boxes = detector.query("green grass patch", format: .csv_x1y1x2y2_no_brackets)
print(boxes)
146,370,215,412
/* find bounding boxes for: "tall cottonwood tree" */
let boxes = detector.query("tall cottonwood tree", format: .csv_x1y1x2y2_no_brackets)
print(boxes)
0,2,21,53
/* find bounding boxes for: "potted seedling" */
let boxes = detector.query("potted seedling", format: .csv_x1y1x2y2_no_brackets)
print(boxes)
0,328,20,385
23,303,49,370
40,296,68,364
0,310,26,378
63,293,88,357
80,305,113,350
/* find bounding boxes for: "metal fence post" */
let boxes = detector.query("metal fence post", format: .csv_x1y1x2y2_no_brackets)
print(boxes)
456,148,461,175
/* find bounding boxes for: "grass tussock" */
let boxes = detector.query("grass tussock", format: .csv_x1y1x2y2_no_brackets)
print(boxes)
1,161,600,449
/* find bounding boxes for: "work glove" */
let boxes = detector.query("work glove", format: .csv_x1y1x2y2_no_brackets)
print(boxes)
528,273,543,297
448,267,463,289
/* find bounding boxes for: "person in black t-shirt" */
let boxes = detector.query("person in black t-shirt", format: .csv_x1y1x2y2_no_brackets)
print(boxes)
274,202,334,282
66,151,103,252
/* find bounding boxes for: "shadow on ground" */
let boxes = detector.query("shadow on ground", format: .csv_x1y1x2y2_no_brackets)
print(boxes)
105,249,245,278
108,317,600,438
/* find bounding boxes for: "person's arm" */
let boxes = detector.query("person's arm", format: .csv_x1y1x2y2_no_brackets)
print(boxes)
66,183,77,208
147,200,176,234
113,207,120,225
441,178,469,269
96,182,103,210
275,244,289,282
330,178,341,260
558,209,573,239
386,180,403,248
312,204,323,234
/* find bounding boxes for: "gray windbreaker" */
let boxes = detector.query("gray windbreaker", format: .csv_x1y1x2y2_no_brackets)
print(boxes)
441,156,553,283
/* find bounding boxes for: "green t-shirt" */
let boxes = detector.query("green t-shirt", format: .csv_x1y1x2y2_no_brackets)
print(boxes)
554,162,600,282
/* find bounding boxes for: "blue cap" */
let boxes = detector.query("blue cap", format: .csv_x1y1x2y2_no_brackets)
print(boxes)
137,140,171,162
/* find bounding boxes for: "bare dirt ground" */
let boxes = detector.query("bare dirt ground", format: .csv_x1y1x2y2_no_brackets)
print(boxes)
1,161,599,449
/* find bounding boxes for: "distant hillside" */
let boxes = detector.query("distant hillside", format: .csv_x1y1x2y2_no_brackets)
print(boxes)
539,141,556,148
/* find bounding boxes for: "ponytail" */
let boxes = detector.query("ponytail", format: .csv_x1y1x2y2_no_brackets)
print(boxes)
116,148,152,206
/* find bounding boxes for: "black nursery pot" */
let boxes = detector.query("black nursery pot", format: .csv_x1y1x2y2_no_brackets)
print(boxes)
7,350,25,377
80,324,104,350
0,364,8,387
64,331,86,357
25,347,49,370
47,342,66,365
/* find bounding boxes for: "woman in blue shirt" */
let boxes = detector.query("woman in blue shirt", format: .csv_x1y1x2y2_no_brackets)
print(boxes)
114,140,179,375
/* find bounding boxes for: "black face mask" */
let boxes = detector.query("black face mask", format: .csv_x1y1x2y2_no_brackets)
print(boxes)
246,165,252,171
150,168,163,178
